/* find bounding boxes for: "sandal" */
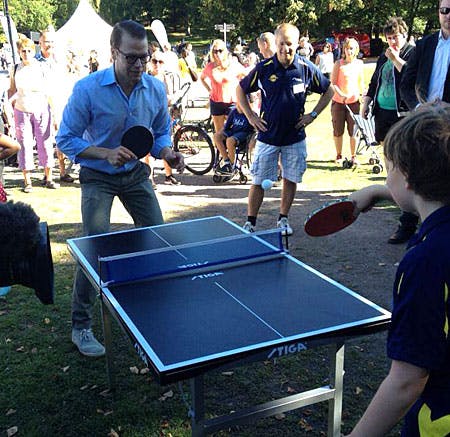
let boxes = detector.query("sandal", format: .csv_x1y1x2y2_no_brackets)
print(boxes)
45,181,60,189
22,184,33,193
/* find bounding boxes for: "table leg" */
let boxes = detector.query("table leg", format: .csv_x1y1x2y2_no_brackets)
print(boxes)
328,341,345,437
190,375,205,437
101,298,115,389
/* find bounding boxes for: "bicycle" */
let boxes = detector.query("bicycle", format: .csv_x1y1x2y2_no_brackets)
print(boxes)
171,83,216,175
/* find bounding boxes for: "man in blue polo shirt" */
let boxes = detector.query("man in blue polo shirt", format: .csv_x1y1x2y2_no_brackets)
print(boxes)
237,23,333,235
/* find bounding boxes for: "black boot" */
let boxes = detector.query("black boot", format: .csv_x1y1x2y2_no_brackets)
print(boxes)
388,212,418,244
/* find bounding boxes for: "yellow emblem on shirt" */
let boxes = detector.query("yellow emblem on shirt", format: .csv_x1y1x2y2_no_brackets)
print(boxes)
269,74,277,82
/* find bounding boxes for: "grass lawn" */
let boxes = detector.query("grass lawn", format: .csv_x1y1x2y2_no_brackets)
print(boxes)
0,61,405,437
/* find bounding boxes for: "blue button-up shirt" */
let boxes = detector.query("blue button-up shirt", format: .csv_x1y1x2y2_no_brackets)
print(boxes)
56,66,171,174
239,54,330,146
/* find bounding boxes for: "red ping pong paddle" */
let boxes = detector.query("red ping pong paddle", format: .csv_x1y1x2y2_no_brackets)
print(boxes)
121,126,154,159
304,199,357,237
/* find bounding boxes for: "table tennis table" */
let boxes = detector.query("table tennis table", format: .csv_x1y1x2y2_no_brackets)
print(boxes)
67,216,391,436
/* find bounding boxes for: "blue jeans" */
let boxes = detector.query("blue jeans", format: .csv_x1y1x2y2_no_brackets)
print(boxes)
72,162,163,329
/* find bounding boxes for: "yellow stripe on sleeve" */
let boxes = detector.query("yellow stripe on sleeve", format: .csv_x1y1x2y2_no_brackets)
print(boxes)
397,272,404,295
418,403,450,436
249,71,259,88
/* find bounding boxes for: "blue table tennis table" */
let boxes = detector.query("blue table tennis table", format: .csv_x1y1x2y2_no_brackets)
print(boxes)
67,216,391,436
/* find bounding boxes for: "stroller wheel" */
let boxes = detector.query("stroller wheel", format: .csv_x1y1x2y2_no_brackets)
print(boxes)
213,174,223,183
372,164,382,174
239,175,248,185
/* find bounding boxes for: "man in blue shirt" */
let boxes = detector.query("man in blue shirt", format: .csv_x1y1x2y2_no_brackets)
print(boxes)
57,20,184,357
237,23,333,236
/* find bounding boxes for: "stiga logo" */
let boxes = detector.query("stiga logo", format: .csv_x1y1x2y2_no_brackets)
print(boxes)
134,342,149,366
178,261,209,269
267,342,307,359
191,272,224,280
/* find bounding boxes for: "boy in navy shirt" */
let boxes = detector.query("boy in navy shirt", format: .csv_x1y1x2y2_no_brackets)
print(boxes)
347,102,450,436
213,102,254,175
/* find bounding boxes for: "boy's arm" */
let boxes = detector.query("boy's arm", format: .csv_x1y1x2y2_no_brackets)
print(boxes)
347,360,428,437
348,184,393,216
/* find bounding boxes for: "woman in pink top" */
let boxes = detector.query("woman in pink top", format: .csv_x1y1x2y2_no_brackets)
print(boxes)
200,39,246,134
330,37,364,165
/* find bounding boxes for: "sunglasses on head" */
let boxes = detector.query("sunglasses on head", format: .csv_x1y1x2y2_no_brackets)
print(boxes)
440,6,450,14
152,59,164,64
213,48,224,54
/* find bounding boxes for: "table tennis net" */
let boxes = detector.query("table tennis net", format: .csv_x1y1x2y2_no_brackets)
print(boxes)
98,229,285,286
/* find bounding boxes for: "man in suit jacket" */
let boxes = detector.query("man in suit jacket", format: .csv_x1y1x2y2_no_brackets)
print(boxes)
401,0,450,109
387,0,450,245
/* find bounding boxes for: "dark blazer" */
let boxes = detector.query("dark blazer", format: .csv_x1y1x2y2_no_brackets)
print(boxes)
400,32,439,110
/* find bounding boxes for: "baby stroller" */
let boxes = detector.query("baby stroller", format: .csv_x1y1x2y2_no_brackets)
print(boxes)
212,133,254,185
345,105,383,174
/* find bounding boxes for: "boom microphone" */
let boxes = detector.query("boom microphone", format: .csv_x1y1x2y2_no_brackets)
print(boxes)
0,201,54,304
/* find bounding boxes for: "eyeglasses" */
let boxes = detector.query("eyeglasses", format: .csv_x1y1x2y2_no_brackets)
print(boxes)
212,48,224,54
386,33,403,41
116,48,150,65
152,59,164,64
21,49,33,53
439,6,450,14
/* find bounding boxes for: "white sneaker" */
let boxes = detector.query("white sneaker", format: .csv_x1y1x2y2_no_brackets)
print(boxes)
72,328,105,357
243,221,255,232
277,217,293,236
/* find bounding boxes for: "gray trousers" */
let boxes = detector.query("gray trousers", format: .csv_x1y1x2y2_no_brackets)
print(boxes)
72,162,163,329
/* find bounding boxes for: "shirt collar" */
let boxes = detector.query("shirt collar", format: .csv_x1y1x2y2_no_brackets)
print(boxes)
407,205,450,248
273,53,301,71
438,30,450,41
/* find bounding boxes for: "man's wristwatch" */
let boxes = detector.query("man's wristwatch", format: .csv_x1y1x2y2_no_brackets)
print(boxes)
310,111,318,119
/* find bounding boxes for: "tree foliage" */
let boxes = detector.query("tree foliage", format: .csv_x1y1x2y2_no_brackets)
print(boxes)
1,0,441,45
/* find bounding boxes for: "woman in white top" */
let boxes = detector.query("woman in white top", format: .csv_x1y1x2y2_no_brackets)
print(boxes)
315,42,334,78
8,35,56,192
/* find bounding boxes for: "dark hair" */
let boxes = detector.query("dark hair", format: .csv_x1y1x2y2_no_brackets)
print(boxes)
384,102,450,203
383,17,408,36
110,20,147,49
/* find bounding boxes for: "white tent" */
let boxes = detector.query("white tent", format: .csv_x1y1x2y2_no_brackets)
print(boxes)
56,0,112,68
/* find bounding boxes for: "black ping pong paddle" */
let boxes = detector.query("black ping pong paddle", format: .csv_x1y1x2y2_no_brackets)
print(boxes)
121,126,154,159
304,199,357,237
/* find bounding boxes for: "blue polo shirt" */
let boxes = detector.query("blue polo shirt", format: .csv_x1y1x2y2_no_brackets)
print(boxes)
387,205,450,435
223,108,253,137
239,54,330,146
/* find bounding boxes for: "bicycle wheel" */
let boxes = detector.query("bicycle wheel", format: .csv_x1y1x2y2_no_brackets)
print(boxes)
173,125,215,175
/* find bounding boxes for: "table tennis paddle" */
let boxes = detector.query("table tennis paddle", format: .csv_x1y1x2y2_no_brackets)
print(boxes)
304,199,357,237
121,126,154,159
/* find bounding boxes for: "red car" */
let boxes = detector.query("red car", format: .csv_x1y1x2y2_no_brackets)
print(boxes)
334,29,371,57
312,29,371,58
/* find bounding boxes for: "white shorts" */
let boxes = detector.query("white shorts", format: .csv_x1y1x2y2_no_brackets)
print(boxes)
251,140,307,185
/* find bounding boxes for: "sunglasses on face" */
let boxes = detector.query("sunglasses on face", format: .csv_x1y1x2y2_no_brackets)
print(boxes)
21,49,33,53
213,48,224,54
116,48,150,65
152,59,164,64
440,6,450,14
